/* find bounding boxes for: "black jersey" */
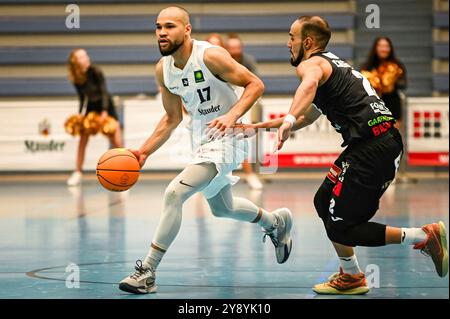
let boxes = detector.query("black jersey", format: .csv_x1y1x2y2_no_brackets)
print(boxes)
74,65,114,116
311,51,396,146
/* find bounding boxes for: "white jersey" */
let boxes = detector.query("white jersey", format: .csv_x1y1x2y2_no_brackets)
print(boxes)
163,40,240,150
162,40,247,199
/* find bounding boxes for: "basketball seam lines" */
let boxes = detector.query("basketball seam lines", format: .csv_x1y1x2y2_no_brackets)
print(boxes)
97,173,138,188
97,154,138,166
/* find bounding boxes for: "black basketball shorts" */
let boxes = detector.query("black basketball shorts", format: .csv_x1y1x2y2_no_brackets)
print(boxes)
316,128,404,228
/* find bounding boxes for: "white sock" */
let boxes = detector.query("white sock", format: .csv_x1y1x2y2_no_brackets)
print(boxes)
143,242,166,270
339,255,362,275
257,208,277,230
206,186,276,230
401,227,427,245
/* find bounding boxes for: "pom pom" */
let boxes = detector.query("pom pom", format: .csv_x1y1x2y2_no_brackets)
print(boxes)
64,114,84,136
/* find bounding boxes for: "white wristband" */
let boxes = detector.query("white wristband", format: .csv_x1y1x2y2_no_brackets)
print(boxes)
283,114,296,127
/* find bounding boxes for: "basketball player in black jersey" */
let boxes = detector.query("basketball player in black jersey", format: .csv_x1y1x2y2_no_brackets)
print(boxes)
239,16,448,295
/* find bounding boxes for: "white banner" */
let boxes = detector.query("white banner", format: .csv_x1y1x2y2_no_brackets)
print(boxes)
0,100,109,171
261,98,343,167
262,98,449,168
0,97,448,171
407,97,449,166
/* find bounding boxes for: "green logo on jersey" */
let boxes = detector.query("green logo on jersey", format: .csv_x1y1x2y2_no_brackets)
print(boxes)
367,115,394,127
194,70,205,83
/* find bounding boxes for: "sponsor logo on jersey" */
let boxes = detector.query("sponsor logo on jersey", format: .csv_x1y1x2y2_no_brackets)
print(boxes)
372,121,392,136
198,105,221,116
370,101,392,115
182,78,189,87
368,115,394,127
194,70,205,83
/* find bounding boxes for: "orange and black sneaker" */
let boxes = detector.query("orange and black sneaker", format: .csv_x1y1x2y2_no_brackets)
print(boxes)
313,268,370,295
414,221,448,277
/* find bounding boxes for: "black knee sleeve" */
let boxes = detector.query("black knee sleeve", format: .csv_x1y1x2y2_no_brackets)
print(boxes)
325,221,387,247
314,184,332,222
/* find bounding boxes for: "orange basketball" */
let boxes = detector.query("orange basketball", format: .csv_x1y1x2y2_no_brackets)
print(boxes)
96,148,140,192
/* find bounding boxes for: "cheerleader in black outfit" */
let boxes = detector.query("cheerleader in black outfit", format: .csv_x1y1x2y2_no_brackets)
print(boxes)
67,48,123,186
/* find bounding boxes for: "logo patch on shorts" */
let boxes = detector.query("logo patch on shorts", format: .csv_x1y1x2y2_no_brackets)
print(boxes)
329,161,349,197
333,181,343,197
327,164,342,184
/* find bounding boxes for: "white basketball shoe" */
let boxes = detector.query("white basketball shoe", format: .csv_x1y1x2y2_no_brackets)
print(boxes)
67,171,82,186
263,208,293,264
119,260,157,294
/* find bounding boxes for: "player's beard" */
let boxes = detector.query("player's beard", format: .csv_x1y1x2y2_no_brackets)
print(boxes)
290,45,304,67
158,38,184,56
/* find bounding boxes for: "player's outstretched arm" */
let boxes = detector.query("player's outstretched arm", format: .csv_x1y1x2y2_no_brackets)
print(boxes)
277,58,324,150
254,104,320,131
131,59,183,167
291,103,322,131
204,46,264,132
288,59,324,120
232,103,320,139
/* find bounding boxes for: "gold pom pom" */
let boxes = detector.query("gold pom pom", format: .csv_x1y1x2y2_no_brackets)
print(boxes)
82,112,101,135
101,116,118,137
64,114,84,136
361,69,382,95
379,62,404,94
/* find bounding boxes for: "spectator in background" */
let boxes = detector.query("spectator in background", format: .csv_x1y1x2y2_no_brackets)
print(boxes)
206,33,225,47
361,37,407,129
205,33,264,190
66,48,123,186
226,33,259,75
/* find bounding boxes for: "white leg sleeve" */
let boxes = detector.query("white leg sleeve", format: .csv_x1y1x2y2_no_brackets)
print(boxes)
150,162,218,251
206,184,276,229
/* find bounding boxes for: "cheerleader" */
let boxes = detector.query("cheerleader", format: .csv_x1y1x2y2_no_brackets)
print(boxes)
66,48,123,186
361,37,407,129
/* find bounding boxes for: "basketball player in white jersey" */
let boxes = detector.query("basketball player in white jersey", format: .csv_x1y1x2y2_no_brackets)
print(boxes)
118,6,293,294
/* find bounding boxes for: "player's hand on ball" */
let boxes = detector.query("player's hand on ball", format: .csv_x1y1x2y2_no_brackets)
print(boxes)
277,122,292,150
128,149,148,168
